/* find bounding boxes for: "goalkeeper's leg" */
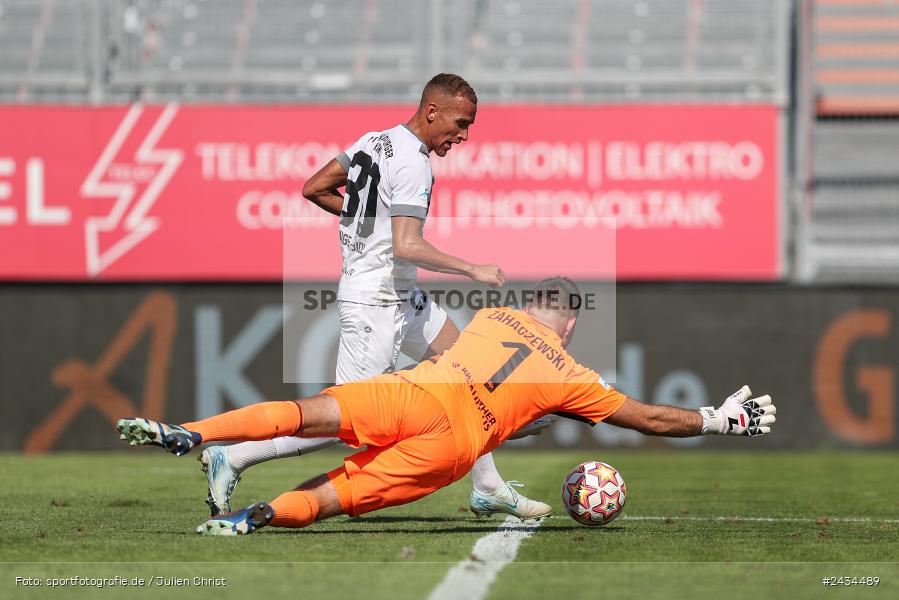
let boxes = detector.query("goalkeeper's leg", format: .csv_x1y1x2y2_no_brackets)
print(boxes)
196,440,456,536
199,437,339,515
196,472,344,536
116,394,340,456
195,379,460,535
200,302,405,510
211,433,459,535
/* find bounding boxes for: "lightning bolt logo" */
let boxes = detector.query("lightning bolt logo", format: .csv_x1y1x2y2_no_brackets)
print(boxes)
81,104,183,277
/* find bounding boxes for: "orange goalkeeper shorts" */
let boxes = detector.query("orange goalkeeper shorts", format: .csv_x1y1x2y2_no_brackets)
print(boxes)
321,374,462,517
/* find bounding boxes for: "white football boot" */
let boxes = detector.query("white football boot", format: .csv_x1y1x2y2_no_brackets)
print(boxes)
470,481,552,521
199,446,241,516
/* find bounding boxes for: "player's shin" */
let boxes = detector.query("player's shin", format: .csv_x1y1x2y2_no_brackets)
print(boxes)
270,490,320,528
269,472,347,527
470,453,505,493
225,437,342,472
182,400,304,443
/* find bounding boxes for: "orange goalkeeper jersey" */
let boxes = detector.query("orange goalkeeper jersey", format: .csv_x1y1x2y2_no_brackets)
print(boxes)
399,307,627,466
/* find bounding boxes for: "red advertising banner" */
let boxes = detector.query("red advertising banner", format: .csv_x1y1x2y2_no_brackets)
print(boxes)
0,104,780,280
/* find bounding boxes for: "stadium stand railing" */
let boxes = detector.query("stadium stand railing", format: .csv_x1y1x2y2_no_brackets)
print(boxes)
814,0,899,115
447,0,790,103
797,0,899,283
0,0,96,102
0,0,791,104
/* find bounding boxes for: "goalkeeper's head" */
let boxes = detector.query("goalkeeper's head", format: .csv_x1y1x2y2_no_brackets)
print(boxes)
524,276,582,347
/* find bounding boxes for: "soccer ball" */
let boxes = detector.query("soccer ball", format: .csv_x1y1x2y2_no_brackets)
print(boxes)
562,461,627,526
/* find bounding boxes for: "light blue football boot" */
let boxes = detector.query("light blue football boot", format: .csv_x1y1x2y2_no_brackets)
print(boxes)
470,481,552,521
198,446,241,516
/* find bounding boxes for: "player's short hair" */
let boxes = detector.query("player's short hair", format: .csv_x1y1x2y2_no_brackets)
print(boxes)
421,73,478,105
531,276,583,316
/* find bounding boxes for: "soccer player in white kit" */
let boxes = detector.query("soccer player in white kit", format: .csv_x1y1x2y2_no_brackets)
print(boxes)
199,74,553,520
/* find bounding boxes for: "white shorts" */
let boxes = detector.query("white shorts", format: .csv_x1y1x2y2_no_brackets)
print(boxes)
335,292,448,385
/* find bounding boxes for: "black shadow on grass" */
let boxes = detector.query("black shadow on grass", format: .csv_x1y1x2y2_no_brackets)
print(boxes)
346,516,486,524
265,525,601,535
148,516,622,536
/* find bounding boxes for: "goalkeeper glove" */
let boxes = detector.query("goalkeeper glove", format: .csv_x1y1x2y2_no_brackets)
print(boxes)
699,385,776,436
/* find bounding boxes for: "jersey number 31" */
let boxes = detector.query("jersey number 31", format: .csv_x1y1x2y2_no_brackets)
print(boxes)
341,150,381,238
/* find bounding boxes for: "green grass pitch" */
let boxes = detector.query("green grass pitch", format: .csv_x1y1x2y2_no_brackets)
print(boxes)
2,450,898,599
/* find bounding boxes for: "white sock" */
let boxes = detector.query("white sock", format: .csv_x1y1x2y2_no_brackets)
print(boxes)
225,437,341,473
225,440,278,473
273,436,341,458
470,452,505,494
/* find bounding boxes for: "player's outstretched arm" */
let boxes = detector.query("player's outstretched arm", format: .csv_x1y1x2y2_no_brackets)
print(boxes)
604,385,776,438
392,216,506,287
302,158,347,216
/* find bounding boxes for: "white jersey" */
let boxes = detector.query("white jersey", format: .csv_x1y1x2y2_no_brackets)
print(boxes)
335,124,434,305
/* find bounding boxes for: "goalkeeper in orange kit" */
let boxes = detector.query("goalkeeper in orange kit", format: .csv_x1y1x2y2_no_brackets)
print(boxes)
117,277,777,535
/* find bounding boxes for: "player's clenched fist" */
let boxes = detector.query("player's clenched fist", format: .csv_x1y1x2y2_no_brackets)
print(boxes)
470,264,506,288
699,385,776,436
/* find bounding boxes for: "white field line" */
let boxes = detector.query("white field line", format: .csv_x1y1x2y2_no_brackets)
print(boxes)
425,512,893,599
426,516,543,600
618,515,899,524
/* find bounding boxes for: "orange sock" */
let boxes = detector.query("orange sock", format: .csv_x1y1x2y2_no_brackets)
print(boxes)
270,490,319,528
181,401,303,443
